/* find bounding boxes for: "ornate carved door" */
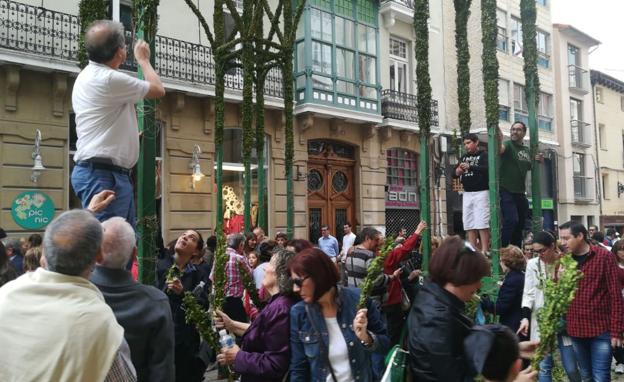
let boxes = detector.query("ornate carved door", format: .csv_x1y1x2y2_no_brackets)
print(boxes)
307,141,356,245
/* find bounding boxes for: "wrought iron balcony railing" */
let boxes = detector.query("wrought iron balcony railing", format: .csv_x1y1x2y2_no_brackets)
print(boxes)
570,119,591,147
0,0,283,98
381,89,439,127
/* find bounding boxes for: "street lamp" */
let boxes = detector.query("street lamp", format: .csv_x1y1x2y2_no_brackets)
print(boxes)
31,129,46,183
190,144,205,189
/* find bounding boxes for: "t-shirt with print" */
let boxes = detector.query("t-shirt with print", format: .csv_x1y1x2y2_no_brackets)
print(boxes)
499,140,532,193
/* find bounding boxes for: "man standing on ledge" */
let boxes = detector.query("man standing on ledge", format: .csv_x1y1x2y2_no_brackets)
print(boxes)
71,20,165,227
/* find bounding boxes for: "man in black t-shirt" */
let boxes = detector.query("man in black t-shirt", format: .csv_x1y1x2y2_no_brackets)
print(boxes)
454,133,490,251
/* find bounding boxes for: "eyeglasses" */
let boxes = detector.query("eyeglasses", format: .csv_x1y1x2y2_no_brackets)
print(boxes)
292,275,310,288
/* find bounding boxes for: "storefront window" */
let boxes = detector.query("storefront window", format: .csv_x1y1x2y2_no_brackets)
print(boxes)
219,128,270,233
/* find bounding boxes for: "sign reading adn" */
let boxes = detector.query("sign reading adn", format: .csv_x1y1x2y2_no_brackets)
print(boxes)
11,191,55,230
385,185,419,209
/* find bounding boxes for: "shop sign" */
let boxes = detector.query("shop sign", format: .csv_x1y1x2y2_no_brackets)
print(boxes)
11,191,55,230
385,185,419,209
528,198,554,210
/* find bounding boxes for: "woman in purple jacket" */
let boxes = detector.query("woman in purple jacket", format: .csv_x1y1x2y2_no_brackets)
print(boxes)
215,249,298,381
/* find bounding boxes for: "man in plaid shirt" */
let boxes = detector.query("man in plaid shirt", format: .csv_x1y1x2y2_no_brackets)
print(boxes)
222,233,252,323
559,221,624,381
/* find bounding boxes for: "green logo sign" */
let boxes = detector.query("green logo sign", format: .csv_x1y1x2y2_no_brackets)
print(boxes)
11,191,55,230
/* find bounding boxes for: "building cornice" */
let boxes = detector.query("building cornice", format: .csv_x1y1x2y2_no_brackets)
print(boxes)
591,70,624,95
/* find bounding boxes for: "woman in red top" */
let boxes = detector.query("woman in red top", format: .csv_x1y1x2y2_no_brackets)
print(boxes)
382,220,427,345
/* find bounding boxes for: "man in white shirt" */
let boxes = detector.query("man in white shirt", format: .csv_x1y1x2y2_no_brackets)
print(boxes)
71,20,165,227
339,222,356,263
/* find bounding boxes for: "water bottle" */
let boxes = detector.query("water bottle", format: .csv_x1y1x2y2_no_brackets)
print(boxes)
219,329,235,349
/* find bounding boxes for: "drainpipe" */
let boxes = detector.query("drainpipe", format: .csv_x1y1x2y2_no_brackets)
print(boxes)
591,83,603,227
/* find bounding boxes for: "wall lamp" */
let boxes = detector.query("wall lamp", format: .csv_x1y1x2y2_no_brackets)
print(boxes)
190,144,205,189
618,182,624,198
31,129,46,183
295,164,307,181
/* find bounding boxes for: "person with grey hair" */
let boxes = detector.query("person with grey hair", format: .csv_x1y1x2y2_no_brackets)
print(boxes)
214,249,298,381
71,19,165,228
4,238,24,276
220,232,253,324
0,210,136,381
90,217,174,382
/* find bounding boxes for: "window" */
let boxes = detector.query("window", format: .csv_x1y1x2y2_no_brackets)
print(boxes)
386,149,418,187
603,174,609,199
568,44,580,66
538,92,553,130
573,153,585,175
496,9,508,53
513,83,528,124
536,30,550,68
389,37,408,93
220,128,270,229
510,17,522,56
599,123,606,149
570,98,583,122
595,87,604,103
499,79,510,121
536,0,547,6
297,0,379,111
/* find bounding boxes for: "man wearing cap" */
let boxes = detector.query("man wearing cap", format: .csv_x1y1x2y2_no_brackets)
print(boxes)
70,20,165,227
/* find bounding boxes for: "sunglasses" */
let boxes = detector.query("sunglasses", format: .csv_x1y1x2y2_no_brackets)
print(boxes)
292,275,310,288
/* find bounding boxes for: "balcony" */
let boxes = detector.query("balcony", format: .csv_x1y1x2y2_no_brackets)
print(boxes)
380,0,414,27
573,176,593,201
568,65,590,95
570,119,591,147
381,89,439,127
0,0,283,98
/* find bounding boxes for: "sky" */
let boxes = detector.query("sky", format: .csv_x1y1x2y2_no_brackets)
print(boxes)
551,0,624,81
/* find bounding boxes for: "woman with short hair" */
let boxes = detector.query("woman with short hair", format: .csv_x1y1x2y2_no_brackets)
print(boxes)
408,236,490,381
288,248,389,382
215,249,298,382
480,245,526,334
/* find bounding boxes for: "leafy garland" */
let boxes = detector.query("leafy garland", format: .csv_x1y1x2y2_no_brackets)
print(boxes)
480,0,500,132
77,0,108,68
357,236,396,309
183,292,220,352
164,262,182,295
211,228,228,311
414,0,432,138
531,255,583,370
454,0,472,138
520,0,541,112
238,261,263,310
132,0,160,42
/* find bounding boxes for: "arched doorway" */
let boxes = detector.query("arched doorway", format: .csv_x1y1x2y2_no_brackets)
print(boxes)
307,140,356,246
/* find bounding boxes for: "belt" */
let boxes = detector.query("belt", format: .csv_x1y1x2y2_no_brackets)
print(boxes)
76,158,133,176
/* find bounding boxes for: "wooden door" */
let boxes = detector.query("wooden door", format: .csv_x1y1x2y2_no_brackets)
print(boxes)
307,160,355,245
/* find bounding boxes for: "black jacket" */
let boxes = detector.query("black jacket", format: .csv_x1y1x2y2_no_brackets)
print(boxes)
408,281,475,382
453,150,488,192
91,266,175,382
480,269,524,333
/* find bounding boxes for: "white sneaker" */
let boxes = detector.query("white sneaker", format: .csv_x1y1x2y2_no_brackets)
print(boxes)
615,363,624,374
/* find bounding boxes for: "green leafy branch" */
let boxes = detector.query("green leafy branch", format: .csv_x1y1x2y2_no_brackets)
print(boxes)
357,236,396,310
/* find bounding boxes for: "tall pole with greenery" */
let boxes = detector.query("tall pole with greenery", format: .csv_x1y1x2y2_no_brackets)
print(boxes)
521,0,542,234
481,0,500,279
78,0,107,68
184,0,239,230
454,0,472,138
414,0,432,272
133,0,159,285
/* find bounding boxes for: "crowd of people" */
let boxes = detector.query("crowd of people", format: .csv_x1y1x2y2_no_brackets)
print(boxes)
3,18,624,382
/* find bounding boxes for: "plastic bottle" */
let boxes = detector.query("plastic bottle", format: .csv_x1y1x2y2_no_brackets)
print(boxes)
219,329,235,349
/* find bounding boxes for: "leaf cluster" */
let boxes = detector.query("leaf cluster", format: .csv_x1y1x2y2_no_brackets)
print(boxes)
520,0,541,110
454,0,472,136
182,292,220,352
414,0,432,137
357,236,396,309
531,255,584,370
77,0,108,68
480,0,500,131
238,261,264,310
211,228,228,311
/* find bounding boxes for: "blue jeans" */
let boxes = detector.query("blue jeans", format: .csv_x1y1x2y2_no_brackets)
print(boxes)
538,334,581,382
500,191,529,248
571,332,612,382
71,164,136,228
